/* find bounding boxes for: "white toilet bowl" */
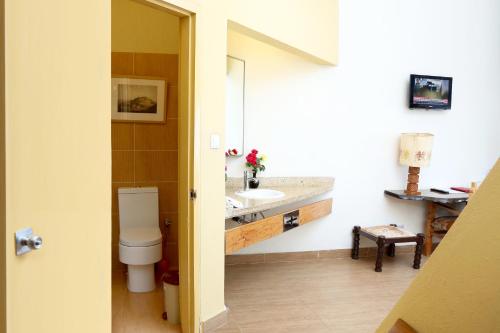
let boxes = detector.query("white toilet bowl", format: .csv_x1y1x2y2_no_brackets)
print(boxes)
119,227,162,292
118,187,162,293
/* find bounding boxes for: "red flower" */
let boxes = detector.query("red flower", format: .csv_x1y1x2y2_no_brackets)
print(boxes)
246,153,257,165
232,149,238,155
245,148,265,172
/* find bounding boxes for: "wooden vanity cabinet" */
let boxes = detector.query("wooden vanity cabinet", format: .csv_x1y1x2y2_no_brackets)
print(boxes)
225,198,332,254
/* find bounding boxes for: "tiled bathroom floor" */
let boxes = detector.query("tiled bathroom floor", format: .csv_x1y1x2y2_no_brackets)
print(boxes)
112,253,424,333
217,253,425,333
112,271,181,333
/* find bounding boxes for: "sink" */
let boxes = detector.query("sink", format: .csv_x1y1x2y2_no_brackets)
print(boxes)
235,189,285,200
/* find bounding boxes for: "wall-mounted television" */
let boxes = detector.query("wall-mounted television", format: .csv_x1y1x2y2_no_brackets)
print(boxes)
410,74,452,110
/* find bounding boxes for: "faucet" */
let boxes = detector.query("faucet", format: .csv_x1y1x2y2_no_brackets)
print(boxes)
243,171,249,191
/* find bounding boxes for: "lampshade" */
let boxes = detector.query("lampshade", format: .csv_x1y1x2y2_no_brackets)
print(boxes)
399,133,434,167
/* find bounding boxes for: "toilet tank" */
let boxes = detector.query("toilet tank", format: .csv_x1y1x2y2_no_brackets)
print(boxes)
118,187,159,229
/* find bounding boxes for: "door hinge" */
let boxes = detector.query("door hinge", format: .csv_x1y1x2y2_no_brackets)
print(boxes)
190,189,197,200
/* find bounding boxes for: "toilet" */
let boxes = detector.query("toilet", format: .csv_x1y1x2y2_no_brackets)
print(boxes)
118,187,162,293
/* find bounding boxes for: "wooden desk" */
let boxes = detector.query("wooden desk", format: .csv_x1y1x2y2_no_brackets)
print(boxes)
384,189,468,256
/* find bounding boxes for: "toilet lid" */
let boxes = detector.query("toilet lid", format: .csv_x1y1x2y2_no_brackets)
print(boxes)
120,227,162,247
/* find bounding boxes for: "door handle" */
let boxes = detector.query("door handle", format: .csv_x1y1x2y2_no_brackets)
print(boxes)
15,228,43,256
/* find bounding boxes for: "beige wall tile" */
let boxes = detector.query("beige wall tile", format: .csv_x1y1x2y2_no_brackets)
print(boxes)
135,181,178,213
111,52,134,75
161,212,178,243
112,123,134,150
133,53,178,84
112,151,134,182
112,213,120,244
166,242,179,268
158,182,178,212
112,244,125,272
134,119,178,150
134,151,177,182
111,52,179,274
167,85,178,119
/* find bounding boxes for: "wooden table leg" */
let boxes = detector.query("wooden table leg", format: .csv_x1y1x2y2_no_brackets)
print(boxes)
352,226,360,260
375,236,385,272
387,243,396,257
387,224,396,257
414,233,424,269
424,202,436,256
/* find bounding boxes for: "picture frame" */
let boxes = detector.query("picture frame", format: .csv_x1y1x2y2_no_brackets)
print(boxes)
111,76,167,122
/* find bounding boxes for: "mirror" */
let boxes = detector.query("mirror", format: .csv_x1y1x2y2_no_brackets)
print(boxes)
225,55,245,156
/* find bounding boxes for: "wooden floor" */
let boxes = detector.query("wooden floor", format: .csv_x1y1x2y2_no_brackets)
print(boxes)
112,271,181,333
216,253,425,333
112,253,424,333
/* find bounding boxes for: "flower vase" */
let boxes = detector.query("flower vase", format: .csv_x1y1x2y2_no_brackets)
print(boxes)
249,170,260,189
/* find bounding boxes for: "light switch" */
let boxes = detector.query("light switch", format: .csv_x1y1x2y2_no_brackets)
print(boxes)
210,134,220,149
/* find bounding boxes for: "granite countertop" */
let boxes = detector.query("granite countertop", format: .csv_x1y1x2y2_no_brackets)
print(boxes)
225,177,334,219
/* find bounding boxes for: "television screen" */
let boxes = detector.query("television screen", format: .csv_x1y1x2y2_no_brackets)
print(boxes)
410,74,452,109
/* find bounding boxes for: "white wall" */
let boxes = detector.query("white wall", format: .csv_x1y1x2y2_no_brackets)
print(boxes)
226,0,500,253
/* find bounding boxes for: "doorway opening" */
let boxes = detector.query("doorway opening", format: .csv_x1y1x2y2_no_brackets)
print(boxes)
111,0,196,332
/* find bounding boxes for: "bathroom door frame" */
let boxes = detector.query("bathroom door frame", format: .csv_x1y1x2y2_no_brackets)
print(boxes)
140,1,199,332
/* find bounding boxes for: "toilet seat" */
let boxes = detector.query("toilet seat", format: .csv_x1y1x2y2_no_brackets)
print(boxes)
119,227,162,247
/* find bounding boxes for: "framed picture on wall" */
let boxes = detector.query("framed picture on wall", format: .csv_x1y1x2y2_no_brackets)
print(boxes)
111,76,167,122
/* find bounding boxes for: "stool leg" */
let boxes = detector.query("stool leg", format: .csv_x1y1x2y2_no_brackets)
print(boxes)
352,226,360,260
387,243,396,257
387,224,397,257
375,236,385,272
413,233,425,269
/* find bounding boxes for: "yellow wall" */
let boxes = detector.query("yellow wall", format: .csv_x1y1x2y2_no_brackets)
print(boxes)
114,0,338,324
0,0,5,330
112,0,179,53
3,1,340,331
4,0,110,332
226,0,338,65
166,0,339,324
195,2,228,322
378,159,500,332
111,0,229,324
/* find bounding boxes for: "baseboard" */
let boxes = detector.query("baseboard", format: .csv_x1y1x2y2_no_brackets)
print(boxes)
225,245,416,265
201,307,228,333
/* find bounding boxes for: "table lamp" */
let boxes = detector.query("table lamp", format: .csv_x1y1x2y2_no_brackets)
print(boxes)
399,133,434,195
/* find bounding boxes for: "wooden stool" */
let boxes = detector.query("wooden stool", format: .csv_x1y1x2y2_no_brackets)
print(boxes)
351,224,424,272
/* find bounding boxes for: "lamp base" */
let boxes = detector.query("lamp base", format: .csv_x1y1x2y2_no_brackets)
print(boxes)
405,166,421,196
404,190,421,196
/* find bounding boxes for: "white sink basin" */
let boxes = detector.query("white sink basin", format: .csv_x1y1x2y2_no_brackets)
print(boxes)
235,189,285,200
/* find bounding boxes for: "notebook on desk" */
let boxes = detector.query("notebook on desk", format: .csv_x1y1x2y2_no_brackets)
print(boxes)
450,187,471,193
